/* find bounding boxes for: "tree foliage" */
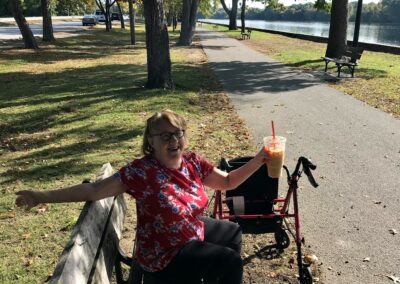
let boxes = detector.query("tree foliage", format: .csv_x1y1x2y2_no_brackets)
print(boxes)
55,0,96,15
206,0,400,23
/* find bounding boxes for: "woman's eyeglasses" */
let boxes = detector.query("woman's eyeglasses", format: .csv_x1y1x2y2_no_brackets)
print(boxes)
151,129,185,142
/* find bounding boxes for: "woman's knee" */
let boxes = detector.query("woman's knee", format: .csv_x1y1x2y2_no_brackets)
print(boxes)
220,250,243,284
226,222,242,253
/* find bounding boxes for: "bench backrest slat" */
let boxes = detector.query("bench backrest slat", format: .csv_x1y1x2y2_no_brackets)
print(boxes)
50,163,127,284
344,46,364,62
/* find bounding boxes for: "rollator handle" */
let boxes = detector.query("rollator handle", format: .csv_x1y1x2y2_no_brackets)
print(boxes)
219,157,232,171
300,157,319,188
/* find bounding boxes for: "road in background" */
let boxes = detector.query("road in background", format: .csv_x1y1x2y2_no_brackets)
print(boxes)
0,20,85,40
0,16,91,40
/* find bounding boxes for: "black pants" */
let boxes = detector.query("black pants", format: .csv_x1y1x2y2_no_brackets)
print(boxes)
153,217,243,284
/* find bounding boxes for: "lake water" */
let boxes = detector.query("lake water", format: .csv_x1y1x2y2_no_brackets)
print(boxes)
200,19,400,47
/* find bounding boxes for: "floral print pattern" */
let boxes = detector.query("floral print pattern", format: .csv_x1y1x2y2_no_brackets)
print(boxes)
119,152,214,272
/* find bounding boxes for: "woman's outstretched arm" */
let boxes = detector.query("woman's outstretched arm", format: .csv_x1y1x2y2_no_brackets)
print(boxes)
15,175,127,210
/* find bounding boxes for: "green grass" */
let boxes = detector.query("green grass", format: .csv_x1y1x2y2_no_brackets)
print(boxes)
205,24,400,118
0,25,255,283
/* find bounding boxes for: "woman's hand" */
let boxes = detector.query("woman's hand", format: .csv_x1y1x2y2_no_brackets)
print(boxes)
15,190,39,210
254,147,272,165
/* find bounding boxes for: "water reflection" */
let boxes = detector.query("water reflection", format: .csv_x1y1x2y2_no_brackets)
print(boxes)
202,19,400,47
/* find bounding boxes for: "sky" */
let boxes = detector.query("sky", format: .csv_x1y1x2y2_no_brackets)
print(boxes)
250,0,380,8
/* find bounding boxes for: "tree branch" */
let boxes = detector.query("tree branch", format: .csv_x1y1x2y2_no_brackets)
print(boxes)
220,0,231,15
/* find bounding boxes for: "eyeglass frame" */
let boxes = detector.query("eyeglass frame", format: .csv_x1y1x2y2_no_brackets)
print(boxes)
150,129,185,142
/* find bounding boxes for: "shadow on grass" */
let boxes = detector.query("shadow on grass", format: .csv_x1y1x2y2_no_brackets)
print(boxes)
290,59,323,67
0,30,212,185
0,125,144,184
0,63,148,108
0,29,147,64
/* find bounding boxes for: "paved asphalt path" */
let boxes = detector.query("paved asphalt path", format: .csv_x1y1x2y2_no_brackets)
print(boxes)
199,29,400,283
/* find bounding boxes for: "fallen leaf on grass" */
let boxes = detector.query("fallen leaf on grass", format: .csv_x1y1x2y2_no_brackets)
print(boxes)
24,258,33,267
36,204,49,214
267,272,277,278
389,229,398,235
363,257,371,262
22,233,31,240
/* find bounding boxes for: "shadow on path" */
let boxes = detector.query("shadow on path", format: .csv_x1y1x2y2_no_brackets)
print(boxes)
208,61,320,95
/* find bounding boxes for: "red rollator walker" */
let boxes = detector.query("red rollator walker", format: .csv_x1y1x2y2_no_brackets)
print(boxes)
212,156,319,284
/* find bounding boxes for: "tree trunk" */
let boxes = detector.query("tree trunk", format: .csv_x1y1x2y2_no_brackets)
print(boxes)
220,0,238,30
41,0,55,42
8,0,38,49
105,3,112,31
143,0,173,89
178,0,199,46
117,1,125,29
96,0,113,31
325,0,348,58
240,0,246,33
166,13,173,26
128,0,135,45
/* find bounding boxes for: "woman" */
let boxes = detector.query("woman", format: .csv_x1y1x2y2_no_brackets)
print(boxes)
16,109,270,284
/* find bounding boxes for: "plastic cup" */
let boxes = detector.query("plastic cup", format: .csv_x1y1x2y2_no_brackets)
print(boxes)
263,136,286,178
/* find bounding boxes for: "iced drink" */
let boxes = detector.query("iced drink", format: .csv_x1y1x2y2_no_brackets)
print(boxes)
263,136,286,178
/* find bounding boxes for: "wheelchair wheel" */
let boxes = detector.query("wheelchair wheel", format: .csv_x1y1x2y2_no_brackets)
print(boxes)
274,228,290,249
300,265,313,284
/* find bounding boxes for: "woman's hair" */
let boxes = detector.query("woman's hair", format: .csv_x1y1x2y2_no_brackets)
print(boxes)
142,109,187,155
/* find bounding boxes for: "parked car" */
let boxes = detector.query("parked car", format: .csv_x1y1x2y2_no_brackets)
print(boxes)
111,13,120,21
95,10,106,22
82,14,98,26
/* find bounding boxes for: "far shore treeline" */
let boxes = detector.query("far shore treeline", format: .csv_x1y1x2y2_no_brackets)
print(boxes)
1,0,399,25
202,0,400,24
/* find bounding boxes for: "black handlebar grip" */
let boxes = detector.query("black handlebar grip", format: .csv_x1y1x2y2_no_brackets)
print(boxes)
302,157,316,170
305,169,319,188
301,157,319,188
219,158,231,171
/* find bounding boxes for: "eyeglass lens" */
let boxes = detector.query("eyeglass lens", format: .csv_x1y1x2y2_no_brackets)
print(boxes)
159,130,184,141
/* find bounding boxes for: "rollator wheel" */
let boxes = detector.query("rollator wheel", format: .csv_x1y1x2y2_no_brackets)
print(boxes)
300,265,313,284
274,228,290,249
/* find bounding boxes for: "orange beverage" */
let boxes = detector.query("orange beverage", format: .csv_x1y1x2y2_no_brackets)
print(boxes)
263,136,286,178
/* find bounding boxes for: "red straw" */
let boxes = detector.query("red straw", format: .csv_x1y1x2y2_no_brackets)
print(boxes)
271,120,276,140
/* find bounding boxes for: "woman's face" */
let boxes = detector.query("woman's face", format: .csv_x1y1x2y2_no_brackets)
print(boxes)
149,119,187,168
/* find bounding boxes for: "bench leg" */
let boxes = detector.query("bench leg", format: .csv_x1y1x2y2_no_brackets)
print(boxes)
350,66,355,78
337,64,342,77
324,61,329,72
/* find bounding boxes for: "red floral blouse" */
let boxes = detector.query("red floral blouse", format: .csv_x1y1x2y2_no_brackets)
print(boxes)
118,152,214,272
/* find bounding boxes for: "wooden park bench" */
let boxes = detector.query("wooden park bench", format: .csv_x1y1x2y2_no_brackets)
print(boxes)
241,28,252,40
321,46,364,77
49,163,135,284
